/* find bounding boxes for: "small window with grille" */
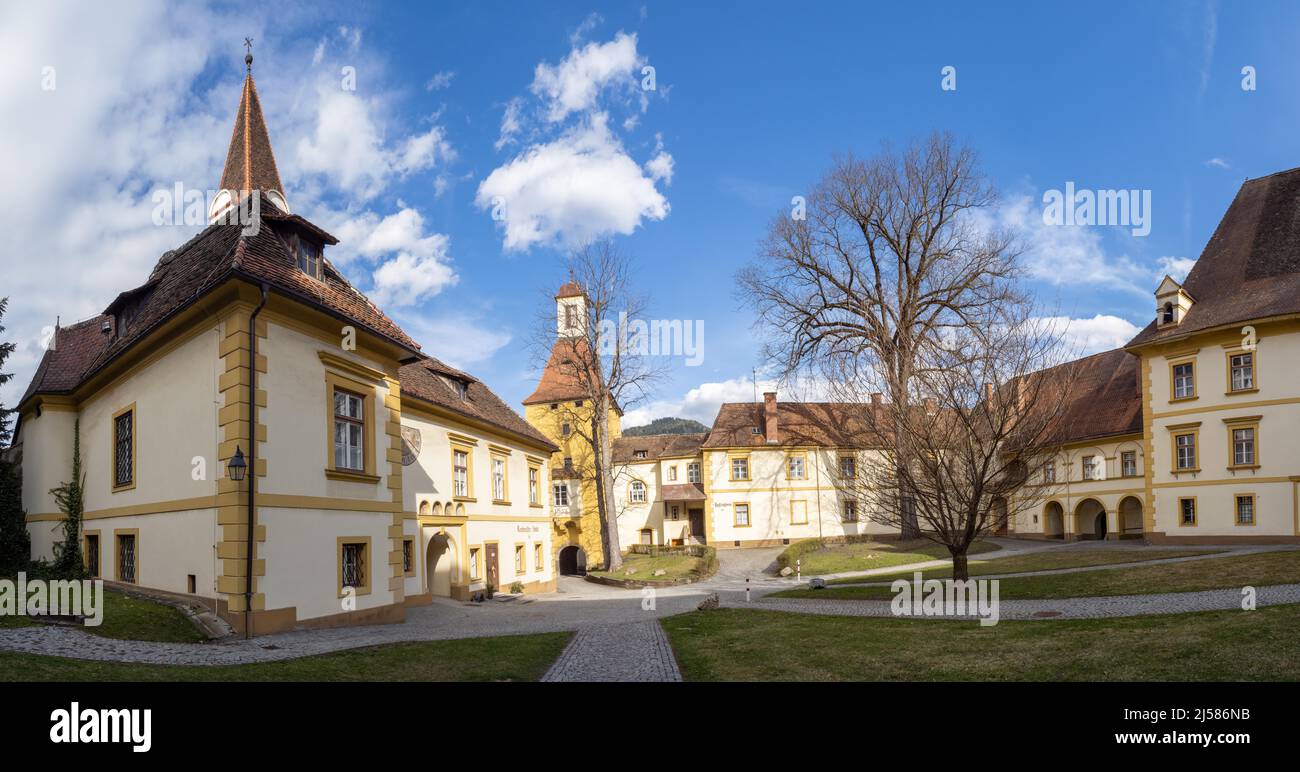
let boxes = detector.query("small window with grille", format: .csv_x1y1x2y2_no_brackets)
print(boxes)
113,409,134,489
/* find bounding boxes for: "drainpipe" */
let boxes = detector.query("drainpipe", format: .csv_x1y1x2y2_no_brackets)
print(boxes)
244,283,269,638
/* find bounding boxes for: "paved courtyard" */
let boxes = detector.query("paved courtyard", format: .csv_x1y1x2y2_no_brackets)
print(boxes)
1,539,1296,679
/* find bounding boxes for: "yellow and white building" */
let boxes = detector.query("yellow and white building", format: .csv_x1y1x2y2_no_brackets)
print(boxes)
13,61,557,635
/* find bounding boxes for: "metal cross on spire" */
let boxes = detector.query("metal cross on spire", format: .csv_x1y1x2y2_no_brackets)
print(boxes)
244,37,254,71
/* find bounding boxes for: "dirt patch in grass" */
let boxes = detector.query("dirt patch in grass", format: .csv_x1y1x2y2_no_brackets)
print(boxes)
776,538,999,576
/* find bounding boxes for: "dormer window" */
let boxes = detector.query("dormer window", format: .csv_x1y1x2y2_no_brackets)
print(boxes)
1161,302,1175,325
633,450,647,459
297,237,321,279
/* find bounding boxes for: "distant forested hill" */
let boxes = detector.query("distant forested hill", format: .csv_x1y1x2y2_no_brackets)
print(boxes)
622,417,710,436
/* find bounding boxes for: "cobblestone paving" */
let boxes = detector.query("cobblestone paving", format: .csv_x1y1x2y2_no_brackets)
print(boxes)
541,620,681,682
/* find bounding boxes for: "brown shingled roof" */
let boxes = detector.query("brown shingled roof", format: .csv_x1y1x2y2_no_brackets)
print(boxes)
523,338,595,405
400,357,557,451
702,402,890,448
1128,166,1300,348
612,432,707,462
1031,348,1143,446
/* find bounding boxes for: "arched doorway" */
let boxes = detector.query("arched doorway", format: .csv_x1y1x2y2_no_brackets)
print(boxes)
1118,496,1143,538
426,532,455,597
558,545,586,576
1073,498,1106,540
1044,501,1065,539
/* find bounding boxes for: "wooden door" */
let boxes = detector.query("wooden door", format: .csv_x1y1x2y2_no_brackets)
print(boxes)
688,509,705,544
484,543,500,588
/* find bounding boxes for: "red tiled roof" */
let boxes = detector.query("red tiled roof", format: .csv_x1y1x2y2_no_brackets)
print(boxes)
1128,166,1300,348
1029,348,1143,445
702,402,891,448
612,432,707,462
523,338,595,405
660,483,706,501
400,357,557,451
218,72,285,199
555,281,583,298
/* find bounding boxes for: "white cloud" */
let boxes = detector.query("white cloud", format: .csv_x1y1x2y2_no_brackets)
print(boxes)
985,194,1154,296
495,97,524,151
393,314,512,371
1036,314,1141,357
295,86,454,199
623,374,831,428
476,113,669,250
531,31,641,122
1205,157,1230,169
424,70,455,91
317,207,458,306
1157,256,1197,282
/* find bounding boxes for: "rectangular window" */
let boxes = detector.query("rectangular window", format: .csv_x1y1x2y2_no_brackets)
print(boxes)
839,456,856,479
640,529,653,546
1232,427,1257,467
113,408,134,489
730,457,749,481
453,449,470,498
787,455,805,480
733,503,750,527
85,534,100,578
340,542,366,591
1229,352,1255,392
534,542,543,572
670,505,680,520
1172,361,1196,400
469,548,481,581
515,544,525,574
1082,455,1098,481
333,390,365,471
1179,498,1196,526
1174,433,1197,471
1043,462,1056,484
402,539,414,575
561,422,571,437
687,462,700,483
630,481,647,503
667,465,677,481
116,533,137,583
1235,495,1255,525
842,500,859,522
552,483,569,507
1121,451,1137,477
790,500,808,525
528,467,540,505
492,456,506,501
297,237,321,278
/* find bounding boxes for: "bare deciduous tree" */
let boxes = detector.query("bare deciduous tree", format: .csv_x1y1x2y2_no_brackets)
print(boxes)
836,305,1073,580
531,240,665,571
739,132,1021,538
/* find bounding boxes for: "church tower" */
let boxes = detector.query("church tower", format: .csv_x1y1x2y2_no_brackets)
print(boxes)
524,281,622,572
208,48,290,223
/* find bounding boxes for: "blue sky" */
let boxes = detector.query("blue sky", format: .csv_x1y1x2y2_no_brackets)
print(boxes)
3,0,1298,427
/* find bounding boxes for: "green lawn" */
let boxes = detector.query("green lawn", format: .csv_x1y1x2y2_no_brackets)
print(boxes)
661,605,1300,681
776,538,999,576
772,548,1300,600
1,586,204,642
589,551,712,582
824,548,1220,585
0,632,572,682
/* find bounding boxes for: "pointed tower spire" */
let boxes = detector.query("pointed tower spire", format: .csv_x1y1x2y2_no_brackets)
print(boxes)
209,41,289,222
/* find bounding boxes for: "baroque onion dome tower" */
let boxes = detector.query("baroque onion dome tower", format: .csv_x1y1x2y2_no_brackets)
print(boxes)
523,281,622,573
208,48,291,223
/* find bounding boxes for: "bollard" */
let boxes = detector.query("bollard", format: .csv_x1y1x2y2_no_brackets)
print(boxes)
796,559,801,581
746,577,751,603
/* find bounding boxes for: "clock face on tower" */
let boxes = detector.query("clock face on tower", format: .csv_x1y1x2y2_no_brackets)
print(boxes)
400,426,422,466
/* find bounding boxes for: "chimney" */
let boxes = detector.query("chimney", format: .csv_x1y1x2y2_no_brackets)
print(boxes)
870,392,882,407
763,391,779,444
983,383,994,403
923,397,936,413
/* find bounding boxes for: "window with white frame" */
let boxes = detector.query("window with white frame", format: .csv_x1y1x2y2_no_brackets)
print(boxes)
787,455,805,479
1121,451,1137,477
839,455,856,479
1082,455,1099,481
842,500,858,522
1229,352,1255,392
1173,361,1195,399
731,457,749,480
492,457,506,501
734,503,750,527
528,467,539,505
687,462,700,483
1235,495,1255,525
1175,433,1197,470
1043,462,1056,484
1233,427,1257,466
453,449,469,497
630,480,647,503
552,483,569,507
667,465,677,481
333,390,365,471
469,548,481,580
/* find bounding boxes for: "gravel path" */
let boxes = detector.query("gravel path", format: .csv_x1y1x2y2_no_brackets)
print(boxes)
541,621,681,682
735,583,1300,621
